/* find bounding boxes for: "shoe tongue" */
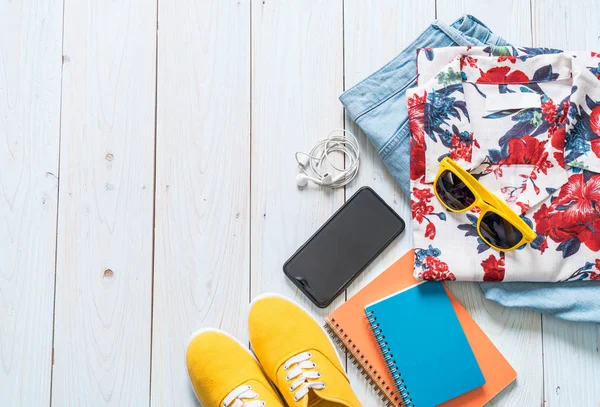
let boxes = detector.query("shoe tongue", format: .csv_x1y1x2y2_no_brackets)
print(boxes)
308,395,345,407
307,390,321,406
306,389,348,407
233,380,282,407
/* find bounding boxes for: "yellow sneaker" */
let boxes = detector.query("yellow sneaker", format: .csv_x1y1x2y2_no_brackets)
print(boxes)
186,328,285,407
248,294,362,407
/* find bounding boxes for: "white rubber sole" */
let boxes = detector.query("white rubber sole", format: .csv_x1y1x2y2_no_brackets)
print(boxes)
248,293,344,367
186,328,258,406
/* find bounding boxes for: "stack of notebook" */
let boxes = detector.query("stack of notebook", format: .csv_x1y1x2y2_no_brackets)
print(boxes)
325,251,517,407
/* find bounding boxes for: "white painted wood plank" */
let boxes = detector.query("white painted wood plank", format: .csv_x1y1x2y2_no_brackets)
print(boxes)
151,1,250,405
532,0,600,50
0,1,62,405
52,1,156,405
542,319,600,406
436,0,533,46
250,0,345,317
342,1,434,404
532,2,600,406
433,4,544,406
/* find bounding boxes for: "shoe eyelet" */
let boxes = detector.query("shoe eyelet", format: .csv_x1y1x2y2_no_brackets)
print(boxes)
317,373,321,378
290,386,294,391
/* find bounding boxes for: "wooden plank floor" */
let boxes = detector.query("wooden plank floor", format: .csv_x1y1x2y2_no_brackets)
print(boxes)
1,0,599,406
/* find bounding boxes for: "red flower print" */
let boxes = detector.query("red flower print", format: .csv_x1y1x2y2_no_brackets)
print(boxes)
448,133,475,162
534,173,600,254
499,135,553,176
481,253,505,282
419,256,456,281
516,201,530,215
541,100,557,123
539,239,548,254
596,259,600,270
491,166,503,178
407,92,427,108
408,92,427,181
591,272,600,280
551,127,566,168
590,107,600,158
498,55,517,64
412,185,446,240
592,52,600,58
558,102,569,125
477,66,529,84
552,174,600,224
413,187,434,201
411,187,434,223
410,133,426,180
533,204,572,243
591,139,600,159
425,222,436,240
460,55,478,70
590,106,600,135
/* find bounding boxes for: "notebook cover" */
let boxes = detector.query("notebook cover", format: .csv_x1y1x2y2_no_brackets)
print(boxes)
325,250,517,407
365,282,485,406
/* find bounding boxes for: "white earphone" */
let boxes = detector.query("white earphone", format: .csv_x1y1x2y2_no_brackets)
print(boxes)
295,129,360,188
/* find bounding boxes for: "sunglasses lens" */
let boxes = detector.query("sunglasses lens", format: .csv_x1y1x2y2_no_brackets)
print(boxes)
479,212,524,250
435,170,476,210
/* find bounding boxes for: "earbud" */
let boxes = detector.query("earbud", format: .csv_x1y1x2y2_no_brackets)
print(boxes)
296,173,311,187
294,129,360,189
296,172,347,187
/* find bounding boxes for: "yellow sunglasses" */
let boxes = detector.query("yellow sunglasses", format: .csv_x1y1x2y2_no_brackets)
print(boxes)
433,157,537,252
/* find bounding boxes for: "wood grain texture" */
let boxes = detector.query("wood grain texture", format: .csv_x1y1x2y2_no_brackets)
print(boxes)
2,1,599,405
52,0,156,404
342,1,434,404
542,318,600,406
250,0,345,318
532,0,600,49
532,3,600,406
436,0,533,46
151,1,250,405
433,4,544,406
0,1,62,405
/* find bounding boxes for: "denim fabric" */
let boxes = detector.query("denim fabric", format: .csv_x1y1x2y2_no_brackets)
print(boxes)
340,15,508,196
482,281,600,323
340,15,600,323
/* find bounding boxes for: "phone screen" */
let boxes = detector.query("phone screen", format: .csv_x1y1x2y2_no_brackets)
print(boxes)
283,187,405,308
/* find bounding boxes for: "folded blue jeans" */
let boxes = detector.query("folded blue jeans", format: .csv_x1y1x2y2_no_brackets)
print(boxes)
340,15,600,323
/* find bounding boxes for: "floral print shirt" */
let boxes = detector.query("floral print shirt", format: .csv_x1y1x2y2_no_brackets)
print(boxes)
407,46,600,282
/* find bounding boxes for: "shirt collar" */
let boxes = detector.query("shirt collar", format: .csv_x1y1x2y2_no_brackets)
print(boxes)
413,52,576,213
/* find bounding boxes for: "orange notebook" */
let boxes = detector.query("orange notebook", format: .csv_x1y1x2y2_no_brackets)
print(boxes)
325,251,516,406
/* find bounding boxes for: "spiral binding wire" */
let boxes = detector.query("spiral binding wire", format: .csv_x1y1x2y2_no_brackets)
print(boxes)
324,318,404,407
367,311,414,407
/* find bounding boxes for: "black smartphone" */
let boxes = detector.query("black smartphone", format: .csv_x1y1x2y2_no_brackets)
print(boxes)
283,187,405,308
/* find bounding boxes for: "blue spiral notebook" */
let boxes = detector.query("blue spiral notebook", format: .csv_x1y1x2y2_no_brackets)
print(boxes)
365,281,485,407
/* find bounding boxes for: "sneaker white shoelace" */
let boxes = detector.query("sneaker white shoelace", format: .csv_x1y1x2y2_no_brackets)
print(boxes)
223,384,266,407
284,351,326,402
